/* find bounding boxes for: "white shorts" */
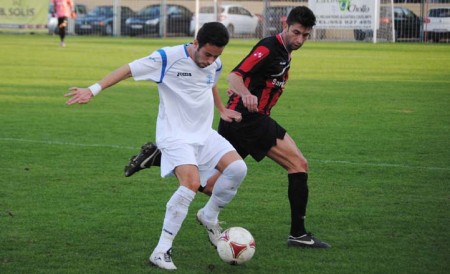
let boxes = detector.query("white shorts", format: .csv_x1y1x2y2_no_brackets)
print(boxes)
159,130,235,186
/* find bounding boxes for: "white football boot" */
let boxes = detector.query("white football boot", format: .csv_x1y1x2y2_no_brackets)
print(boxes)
196,209,222,248
149,248,177,270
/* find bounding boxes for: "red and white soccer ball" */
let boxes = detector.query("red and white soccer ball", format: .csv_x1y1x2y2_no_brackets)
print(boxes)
217,227,256,265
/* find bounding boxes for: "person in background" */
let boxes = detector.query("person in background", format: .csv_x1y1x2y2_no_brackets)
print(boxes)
53,0,75,47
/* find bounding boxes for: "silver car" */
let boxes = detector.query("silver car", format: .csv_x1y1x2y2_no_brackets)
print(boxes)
190,4,260,37
424,7,450,42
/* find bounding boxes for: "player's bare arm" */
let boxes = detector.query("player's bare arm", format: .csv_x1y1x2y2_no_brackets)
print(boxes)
227,73,258,112
212,85,242,122
64,64,132,105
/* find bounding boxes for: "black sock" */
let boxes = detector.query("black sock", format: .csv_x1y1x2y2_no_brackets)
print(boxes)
288,172,308,237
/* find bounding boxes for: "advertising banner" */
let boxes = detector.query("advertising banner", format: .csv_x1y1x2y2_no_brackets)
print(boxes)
0,0,48,25
308,0,377,30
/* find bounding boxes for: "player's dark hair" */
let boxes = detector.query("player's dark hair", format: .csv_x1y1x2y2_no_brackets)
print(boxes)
287,6,316,28
196,22,229,49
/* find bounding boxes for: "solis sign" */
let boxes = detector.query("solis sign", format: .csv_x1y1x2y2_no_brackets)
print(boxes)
309,0,376,29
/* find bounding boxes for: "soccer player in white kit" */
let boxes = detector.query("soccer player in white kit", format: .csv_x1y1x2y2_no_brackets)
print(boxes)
64,22,247,270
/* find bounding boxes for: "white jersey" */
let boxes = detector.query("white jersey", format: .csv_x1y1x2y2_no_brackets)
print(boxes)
129,44,222,148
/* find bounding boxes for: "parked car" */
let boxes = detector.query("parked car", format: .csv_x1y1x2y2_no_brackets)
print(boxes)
256,6,325,39
260,6,295,36
47,3,87,34
125,4,192,36
190,4,260,37
354,6,422,41
74,6,135,36
423,7,450,42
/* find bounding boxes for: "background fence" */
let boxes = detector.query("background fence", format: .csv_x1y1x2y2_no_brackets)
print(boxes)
2,0,450,43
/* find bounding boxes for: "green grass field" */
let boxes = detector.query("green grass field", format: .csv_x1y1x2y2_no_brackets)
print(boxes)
1,34,449,273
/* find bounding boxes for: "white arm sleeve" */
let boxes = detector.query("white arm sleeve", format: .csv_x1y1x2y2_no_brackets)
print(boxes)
129,50,164,82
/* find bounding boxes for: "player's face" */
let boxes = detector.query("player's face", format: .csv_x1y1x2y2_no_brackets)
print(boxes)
193,43,224,68
283,23,312,52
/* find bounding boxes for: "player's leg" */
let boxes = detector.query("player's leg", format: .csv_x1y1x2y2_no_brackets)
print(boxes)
124,142,161,177
199,170,220,195
197,133,247,247
57,17,67,46
267,133,330,248
150,146,200,270
123,141,219,196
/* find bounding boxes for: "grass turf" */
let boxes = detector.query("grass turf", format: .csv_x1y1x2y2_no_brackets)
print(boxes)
0,34,449,273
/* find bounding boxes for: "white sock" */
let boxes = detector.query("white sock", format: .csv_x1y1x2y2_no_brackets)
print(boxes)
202,160,247,223
154,186,195,252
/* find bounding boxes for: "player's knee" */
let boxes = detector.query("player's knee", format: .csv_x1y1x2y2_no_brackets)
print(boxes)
291,155,308,173
224,159,247,183
300,158,308,172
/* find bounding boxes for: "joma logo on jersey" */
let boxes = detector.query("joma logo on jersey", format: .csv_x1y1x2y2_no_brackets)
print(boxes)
177,72,192,77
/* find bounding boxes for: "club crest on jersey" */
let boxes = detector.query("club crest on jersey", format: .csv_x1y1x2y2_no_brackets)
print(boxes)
148,56,161,63
177,72,192,77
206,74,214,84
253,51,264,58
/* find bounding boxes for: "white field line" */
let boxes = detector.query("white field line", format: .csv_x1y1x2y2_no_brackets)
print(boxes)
1,137,449,172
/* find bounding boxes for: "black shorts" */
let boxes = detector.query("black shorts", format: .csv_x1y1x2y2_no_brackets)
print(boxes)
218,114,286,162
58,17,68,28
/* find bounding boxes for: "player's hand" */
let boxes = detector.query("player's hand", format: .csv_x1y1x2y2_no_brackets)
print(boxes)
242,94,258,112
64,87,93,105
220,109,242,123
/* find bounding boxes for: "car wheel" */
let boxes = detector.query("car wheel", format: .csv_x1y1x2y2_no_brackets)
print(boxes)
395,30,401,41
354,29,366,41
433,36,440,43
255,23,263,39
183,24,191,36
227,24,234,37
316,29,326,40
105,24,113,36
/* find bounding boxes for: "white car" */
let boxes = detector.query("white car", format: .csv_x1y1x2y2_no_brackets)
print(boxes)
424,7,450,42
190,4,260,37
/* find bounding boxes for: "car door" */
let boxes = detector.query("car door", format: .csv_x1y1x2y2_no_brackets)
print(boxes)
401,8,421,38
394,7,420,38
237,7,257,33
167,5,191,34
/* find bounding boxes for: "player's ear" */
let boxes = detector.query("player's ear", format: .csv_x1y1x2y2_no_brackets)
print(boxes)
192,39,199,49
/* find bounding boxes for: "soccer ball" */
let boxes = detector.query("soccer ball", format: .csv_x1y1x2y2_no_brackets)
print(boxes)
217,227,256,265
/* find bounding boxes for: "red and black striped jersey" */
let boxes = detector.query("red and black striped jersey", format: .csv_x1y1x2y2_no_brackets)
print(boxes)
227,34,290,116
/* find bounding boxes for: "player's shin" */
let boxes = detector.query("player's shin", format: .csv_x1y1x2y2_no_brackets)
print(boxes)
288,172,309,236
154,186,195,252
202,160,247,222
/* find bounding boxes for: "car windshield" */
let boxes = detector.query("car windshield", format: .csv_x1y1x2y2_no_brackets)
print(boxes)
267,7,288,16
139,6,159,16
199,6,225,13
429,8,450,17
88,6,113,17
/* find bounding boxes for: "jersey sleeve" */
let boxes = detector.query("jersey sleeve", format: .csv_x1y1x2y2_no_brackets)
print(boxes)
129,50,165,83
214,58,223,84
231,45,270,77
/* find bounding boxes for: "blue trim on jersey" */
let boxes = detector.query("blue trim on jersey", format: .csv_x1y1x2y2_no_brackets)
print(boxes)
215,60,222,72
183,44,189,57
156,49,167,83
